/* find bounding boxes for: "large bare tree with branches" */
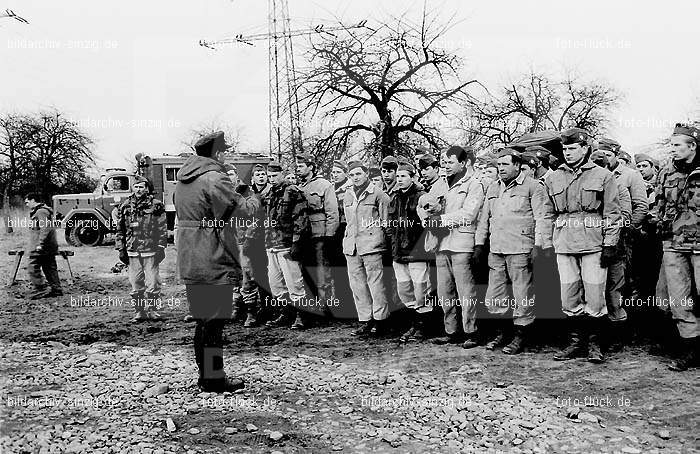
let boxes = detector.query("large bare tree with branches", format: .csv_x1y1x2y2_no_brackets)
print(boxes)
0,110,95,204
298,9,479,164
463,70,621,149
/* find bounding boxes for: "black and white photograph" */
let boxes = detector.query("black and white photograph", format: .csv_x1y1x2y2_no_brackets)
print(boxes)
1,1,699,453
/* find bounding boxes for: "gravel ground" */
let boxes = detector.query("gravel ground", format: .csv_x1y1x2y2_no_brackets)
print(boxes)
1,231,699,453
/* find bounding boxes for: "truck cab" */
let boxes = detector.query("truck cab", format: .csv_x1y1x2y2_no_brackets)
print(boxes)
53,152,271,247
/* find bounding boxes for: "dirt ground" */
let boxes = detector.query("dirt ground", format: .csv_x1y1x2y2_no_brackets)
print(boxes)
0,228,699,453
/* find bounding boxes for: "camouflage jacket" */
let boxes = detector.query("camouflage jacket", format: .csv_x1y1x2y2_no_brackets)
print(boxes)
654,161,700,252
264,180,310,250
28,204,58,255
235,183,264,245
115,194,167,253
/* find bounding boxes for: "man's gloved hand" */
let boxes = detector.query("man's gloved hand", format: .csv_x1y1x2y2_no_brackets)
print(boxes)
472,244,487,267
155,246,165,265
599,245,618,268
119,249,129,265
290,242,304,261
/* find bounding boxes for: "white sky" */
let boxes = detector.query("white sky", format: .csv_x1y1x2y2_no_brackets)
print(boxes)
1,0,699,168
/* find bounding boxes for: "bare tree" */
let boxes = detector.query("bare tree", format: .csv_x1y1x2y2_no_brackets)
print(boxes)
0,114,33,210
23,110,95,199
298,8,480,163
465,70,621,149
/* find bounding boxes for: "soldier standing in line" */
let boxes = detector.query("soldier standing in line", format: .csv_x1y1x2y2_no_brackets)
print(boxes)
24,193,62,299
330,160,354,313
263,161,311,329
594,139,648,349
175,131,250,393
475,149,553,354
369,166,383,187
389,162,433,342
343,161,391,336
227,164,267,328
634,154,665,303
423,146,486,348
296,153,339,319
654,123,700,371
544,128,621,364
115,176,167,322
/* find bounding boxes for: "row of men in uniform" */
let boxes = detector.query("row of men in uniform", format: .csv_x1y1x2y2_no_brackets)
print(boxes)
112,124,699,393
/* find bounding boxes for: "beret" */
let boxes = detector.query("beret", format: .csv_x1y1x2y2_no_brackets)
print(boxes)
397,162,416,175
348,161,368,172
524,145,550,161
194,130,231,153
295,153,313,163
618,151,632,163
332,160,348,172
368,166,381,178
267,160,283,172
380,155,399,170
595,138,622,153
476,152,497,165
418,154,439,169
252,163,267,171
520,152,540,168
590,150,609,168
496,147,521,160
673,123,700,142
561,128,590,145
133,175,149,185
634,153,657,168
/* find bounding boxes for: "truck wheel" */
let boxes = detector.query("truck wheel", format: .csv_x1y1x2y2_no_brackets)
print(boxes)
65,227,81,247
69,223,104,247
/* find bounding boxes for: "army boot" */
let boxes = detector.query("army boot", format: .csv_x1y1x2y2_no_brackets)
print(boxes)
266,297,294,327
669,337,700,371
242,290,259,328
553,317,587,361
230,289,244,323
130,291,148,323
290,310,306,330
486,320,510,351
399,312,418,342
587,317,605,363
145,292,164,321
503,325,528,355
408,311,431,342
351,320,374,337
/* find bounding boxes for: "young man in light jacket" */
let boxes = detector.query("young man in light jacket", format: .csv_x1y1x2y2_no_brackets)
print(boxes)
343,161,391,337
423,146,486,348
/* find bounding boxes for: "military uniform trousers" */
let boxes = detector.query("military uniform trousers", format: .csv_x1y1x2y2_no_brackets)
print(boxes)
185,284,233,386
435,251,477,335
128,253,161,311
663,250,700,339
556,252,608,318
28,253,61,291
392,261,432,314
484,252,535,326
267,249,307,305
605,241,628,323
346,252,389,322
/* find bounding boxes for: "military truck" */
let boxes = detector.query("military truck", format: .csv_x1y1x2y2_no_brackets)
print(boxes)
53,151,271,246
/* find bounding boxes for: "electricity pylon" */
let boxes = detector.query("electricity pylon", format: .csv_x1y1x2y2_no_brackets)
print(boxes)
200,0,365,164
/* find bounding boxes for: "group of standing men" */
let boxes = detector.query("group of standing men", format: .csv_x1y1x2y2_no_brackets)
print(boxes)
106,122,699,394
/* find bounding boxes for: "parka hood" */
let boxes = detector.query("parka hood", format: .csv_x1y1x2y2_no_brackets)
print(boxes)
177,155,226,183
